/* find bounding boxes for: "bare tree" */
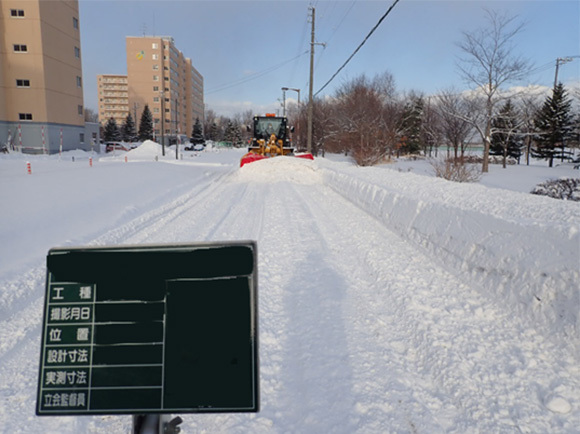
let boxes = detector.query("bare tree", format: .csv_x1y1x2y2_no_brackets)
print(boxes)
204,109,217,136
516,93,540,165
334,75,392,165
435,90,476,160
456,9,531,172
422,96,443,157
313,99,339,157
84,107,99,123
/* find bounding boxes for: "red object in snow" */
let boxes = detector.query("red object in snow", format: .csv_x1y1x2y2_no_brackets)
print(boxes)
240,152,315,168
240,152,268,167
294,153,314,161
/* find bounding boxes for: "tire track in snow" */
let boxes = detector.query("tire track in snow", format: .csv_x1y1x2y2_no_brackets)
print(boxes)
0,170,242,429
0,171,231,364
295,179,579,432
296,183,462,432
244,181,359,433
88,170,235,246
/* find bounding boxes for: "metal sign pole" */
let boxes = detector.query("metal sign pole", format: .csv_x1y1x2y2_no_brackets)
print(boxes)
132,414,182,434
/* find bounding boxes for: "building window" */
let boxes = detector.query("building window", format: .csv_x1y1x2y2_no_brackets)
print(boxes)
153,86,159,92
153,64,159,70
152,54,158,60
152,43,158,49
76,76,82,87
13,44,28,52
16,79,30,87
73,17,79,29
11,9,25,17
80,133,85,143
153,75,159,81
153,97,159,102
74,46,80,58
19,113,33,121
78,105,83,115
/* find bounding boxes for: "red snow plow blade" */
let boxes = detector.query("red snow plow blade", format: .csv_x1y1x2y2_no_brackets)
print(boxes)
294,152,315,161
240,152,314,168
240,152,268,167
240,114,314,167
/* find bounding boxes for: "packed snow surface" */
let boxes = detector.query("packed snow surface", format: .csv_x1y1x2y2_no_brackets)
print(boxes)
0,147,578,433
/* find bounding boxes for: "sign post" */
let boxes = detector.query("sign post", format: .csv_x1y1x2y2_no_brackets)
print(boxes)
37,242,259,430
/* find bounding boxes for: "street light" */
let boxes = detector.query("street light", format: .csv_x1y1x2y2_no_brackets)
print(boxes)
282,87,302,149
282,87,301,116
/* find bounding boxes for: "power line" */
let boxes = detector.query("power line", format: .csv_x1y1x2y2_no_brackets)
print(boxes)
288,15,311,85
325,0,357,45
206,51,309,95
315,0,401,97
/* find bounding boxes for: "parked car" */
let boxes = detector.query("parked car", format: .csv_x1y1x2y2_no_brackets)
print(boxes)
105,142,130,153
185,143,205,151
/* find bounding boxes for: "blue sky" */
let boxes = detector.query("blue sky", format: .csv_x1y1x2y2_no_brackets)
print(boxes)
79,0,579,117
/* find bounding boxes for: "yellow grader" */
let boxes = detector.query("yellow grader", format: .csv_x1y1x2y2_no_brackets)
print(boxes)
240,114,313,167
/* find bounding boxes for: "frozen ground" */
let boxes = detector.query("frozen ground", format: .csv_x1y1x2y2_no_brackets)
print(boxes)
0,143,578,433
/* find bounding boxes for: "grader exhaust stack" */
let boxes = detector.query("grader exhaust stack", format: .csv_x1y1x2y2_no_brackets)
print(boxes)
240,114,314,167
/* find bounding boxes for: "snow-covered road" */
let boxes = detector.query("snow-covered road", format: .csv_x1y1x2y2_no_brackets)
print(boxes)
0,148,578,433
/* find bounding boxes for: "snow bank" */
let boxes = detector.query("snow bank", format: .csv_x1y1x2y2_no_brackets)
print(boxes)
125,140,163,160
237,156,322,184
318,159,580,348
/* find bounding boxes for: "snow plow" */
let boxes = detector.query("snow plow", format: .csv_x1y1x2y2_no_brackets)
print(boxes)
240,114,314,167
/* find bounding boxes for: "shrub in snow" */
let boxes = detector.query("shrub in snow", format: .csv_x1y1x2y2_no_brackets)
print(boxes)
431,159,481,183
531,178,580,201
489,155,517,165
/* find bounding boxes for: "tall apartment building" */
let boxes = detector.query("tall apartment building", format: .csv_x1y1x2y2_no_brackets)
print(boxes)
0,0,98,153
97,74,129,127
126,36,204,142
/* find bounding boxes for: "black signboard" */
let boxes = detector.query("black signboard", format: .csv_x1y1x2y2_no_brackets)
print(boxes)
36,242,258,415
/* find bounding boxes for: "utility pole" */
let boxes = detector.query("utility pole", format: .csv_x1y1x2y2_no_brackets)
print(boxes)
307,6,315,154
554,56,578,88
307,7,325,155
175,96,178,160
160,90,165,156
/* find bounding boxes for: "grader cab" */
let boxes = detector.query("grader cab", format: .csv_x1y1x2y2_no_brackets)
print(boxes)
240,114,313,167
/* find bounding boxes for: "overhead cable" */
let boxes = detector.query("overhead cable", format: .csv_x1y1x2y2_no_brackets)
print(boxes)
206,50,309,95
315,0,401,97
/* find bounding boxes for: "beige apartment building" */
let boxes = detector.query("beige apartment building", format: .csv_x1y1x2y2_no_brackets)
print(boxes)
0,0,98,153
126,36,204,143
97,74,129,127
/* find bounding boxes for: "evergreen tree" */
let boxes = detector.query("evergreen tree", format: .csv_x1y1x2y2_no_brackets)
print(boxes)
571,112,580,151
138,104,154,141
533,83,574,167
400,97,423,155
233,121,244,148
224,120,235,145
191,118,205,145
209,122,218,142
103,117,121,142
490,100,522,164
121,113,137,142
